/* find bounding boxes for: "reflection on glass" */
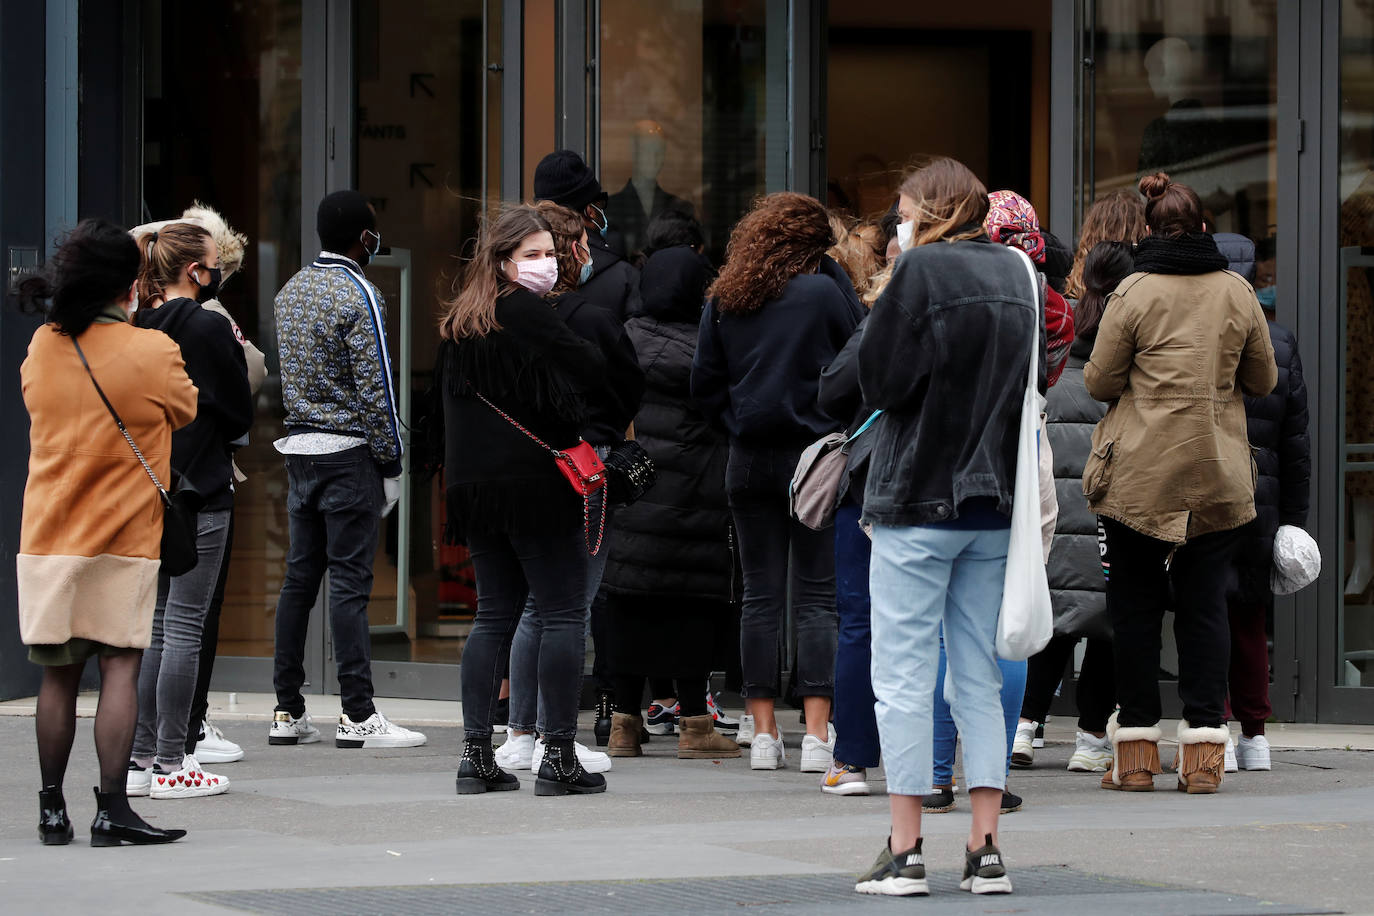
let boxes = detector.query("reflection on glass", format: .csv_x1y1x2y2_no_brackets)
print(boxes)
142,0,303,660
1340,0,1374,685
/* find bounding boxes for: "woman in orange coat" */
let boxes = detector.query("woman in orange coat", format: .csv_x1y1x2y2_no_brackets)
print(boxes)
15,218,197,846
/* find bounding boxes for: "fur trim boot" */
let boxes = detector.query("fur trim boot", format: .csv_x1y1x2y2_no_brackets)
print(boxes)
1101,712,1162,792
607,712,644,758
1175,721,1228,794
677,714,743,759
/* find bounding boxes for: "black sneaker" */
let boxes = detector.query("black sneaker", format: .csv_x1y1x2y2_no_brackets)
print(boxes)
455,737,520,795
593,693,613,748
923,785,955,813
961,833,1013,894
1000,790,1023,814
534,739,607,796
855,837,929,896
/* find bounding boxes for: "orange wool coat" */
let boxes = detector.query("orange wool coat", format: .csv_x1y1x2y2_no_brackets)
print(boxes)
17,321,198,648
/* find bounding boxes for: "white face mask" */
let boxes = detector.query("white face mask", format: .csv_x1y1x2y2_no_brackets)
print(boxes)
896,219,914,250
509,256,560,296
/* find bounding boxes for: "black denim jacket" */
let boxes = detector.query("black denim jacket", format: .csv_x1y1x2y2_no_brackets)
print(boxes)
858,236,1046,527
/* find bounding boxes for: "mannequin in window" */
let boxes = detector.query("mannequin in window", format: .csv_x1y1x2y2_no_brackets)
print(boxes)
606,120,695,260
1137,38,1226,177
1342,171,1374,596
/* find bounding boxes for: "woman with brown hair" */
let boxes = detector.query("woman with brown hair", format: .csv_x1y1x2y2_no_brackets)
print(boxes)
1084,172,1276,794
690,192,865,772
1064,188,1148,299
441,205,609,796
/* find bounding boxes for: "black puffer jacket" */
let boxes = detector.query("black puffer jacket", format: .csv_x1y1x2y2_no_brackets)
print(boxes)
581,232,643,322
1046,337,1110,638
602,247,732,599
1234,319,1310,602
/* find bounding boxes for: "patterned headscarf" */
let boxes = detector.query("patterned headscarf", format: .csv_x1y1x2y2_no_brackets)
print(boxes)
984,190,1046,264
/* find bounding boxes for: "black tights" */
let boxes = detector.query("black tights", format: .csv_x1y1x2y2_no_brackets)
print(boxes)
615,675,709,717
35,650,142,794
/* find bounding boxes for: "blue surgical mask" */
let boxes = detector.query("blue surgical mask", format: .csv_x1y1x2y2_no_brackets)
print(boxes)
590,204,609,239
579,258,594,286
1256,285,1277,309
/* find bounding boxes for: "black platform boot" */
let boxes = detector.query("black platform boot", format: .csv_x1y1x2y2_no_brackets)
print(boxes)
593,693,613,748
38,786,73,846
455,736,520,794
534,738,607,796
90,788,186,846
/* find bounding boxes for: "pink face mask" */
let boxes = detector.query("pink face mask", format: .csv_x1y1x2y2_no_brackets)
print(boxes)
509,256,559,296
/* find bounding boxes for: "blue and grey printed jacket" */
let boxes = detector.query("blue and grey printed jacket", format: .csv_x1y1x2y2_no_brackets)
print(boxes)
274,252,403,475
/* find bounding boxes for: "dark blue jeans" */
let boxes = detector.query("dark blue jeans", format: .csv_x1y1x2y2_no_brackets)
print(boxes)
273,447,382,722
833,500,880,768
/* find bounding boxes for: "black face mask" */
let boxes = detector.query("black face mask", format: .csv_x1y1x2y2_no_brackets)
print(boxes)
194,265,222,303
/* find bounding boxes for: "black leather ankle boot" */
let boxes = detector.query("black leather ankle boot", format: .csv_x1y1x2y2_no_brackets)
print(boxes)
593,693,613,748
38,786,73,845
455,737,520,794
535,739,607,796
89,788,186,846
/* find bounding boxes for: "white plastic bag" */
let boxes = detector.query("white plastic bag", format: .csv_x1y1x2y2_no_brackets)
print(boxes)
996,250,1054,661
1271,524,1321,595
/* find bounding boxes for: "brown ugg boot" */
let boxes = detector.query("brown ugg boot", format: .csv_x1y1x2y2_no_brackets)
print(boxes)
1175,721,1228,794
1101,712,1162,791
677,714,743,759
608,712,644,757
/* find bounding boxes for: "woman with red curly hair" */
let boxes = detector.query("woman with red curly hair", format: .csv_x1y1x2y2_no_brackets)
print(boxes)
690,191,865,773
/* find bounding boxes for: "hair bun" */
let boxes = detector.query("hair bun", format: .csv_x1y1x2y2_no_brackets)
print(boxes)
1138,172,1171,201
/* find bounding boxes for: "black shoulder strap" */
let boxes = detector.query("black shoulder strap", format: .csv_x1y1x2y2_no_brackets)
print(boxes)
72,336,170,497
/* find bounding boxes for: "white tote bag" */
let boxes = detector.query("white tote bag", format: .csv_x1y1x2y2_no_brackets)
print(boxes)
995,249,1054,661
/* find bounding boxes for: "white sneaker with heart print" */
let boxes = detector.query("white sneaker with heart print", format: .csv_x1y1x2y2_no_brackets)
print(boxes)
150,754,230,799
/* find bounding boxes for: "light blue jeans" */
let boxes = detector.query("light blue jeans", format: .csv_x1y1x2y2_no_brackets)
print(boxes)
933,639,1026,786
869,524,1010,797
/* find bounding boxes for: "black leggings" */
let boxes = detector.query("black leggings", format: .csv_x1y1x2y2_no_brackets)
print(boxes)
615,676,708,717
1019,635,1115,733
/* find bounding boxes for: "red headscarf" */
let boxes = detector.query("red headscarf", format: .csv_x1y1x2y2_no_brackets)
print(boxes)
984,190,1046,264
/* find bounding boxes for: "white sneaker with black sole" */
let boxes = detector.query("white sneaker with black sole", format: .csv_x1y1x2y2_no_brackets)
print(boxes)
150,754,229,799
126,761,151,797
195,719,244,763
335,711,427,748
268,710,321,745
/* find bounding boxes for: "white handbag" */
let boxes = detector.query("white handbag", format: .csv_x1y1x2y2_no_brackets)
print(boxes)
995,249,1054,661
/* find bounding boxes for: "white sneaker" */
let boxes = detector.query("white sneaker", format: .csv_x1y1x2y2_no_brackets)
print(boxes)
1236,734,1272,771
532,737,612,774
706,692,739,733
800,730,835,773
750,729,786,770
1067,731,1113,772
150,754,229,799
737,714,755,747
126,761,150,797
1224,735,1239,773
495,733,535,770
1011,721,1036,768
335,711,427,748
195,719,244,763
269,710,321,745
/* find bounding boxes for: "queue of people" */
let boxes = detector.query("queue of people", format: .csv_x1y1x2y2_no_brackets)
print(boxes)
12,148,1306,901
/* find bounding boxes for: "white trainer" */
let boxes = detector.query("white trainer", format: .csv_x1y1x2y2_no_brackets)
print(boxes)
335,711,427,749
495,733,535,770
150,754,229,799
750,729,786,770
800,724,836,773
195,719,245,763
532,737,612,774
1236,734,1272,771
1066,731,1113,773
737,714,755,747
269,710,321,746
1224,735,1239,773
1011,721,1036,768
126,761,151,797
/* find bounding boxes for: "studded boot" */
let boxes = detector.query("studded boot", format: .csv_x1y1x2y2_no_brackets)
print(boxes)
535,738,608,796
593,692,614,748
38,786,73,846
455,736,521,795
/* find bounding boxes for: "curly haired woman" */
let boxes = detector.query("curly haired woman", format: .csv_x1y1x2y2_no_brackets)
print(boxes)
691,192,865,772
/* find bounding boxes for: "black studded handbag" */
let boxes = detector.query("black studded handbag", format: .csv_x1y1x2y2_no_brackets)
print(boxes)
602,439,657,507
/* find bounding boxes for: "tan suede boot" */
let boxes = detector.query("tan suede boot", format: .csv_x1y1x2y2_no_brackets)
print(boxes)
1100,712,1162,791
1175,721,1228,794
607,712,643,758
677,714,742,759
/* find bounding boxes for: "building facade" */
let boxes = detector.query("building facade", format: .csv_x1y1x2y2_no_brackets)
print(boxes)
0,0,1368,723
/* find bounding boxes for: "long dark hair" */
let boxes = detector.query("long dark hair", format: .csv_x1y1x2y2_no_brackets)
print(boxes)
1076,241,1135,342
11,218,141,337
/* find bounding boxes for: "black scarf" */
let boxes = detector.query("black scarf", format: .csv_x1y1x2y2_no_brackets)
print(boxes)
1132,232,1230,276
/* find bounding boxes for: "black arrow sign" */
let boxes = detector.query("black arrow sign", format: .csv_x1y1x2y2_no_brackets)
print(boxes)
409,162,435,188
410,72,435,98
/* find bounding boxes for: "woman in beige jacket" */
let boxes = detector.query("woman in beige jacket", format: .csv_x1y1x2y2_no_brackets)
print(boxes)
1083,173,1276,795
15,218,196,846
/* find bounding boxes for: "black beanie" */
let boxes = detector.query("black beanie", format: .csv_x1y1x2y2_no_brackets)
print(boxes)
317,190,375,253
533,150,605,210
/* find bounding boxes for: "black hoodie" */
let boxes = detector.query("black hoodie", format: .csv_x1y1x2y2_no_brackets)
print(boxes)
135,297,253,510
552,289,645,446
580,231,643,321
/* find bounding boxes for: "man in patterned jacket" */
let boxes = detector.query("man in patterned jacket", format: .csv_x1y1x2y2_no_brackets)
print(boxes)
267,190,426,750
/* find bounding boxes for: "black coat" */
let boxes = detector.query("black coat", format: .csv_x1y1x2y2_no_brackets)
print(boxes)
134,297,253,510
553,291,644,446
1234,319,1311,601
581,232,642,322
602,247,732,599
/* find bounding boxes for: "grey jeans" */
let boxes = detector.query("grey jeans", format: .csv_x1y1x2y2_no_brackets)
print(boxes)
132,508,232,769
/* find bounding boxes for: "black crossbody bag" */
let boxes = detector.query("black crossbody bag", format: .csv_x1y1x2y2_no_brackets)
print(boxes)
73,338,199,577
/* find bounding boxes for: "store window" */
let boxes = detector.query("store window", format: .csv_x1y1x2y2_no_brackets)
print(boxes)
141,0,303,661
